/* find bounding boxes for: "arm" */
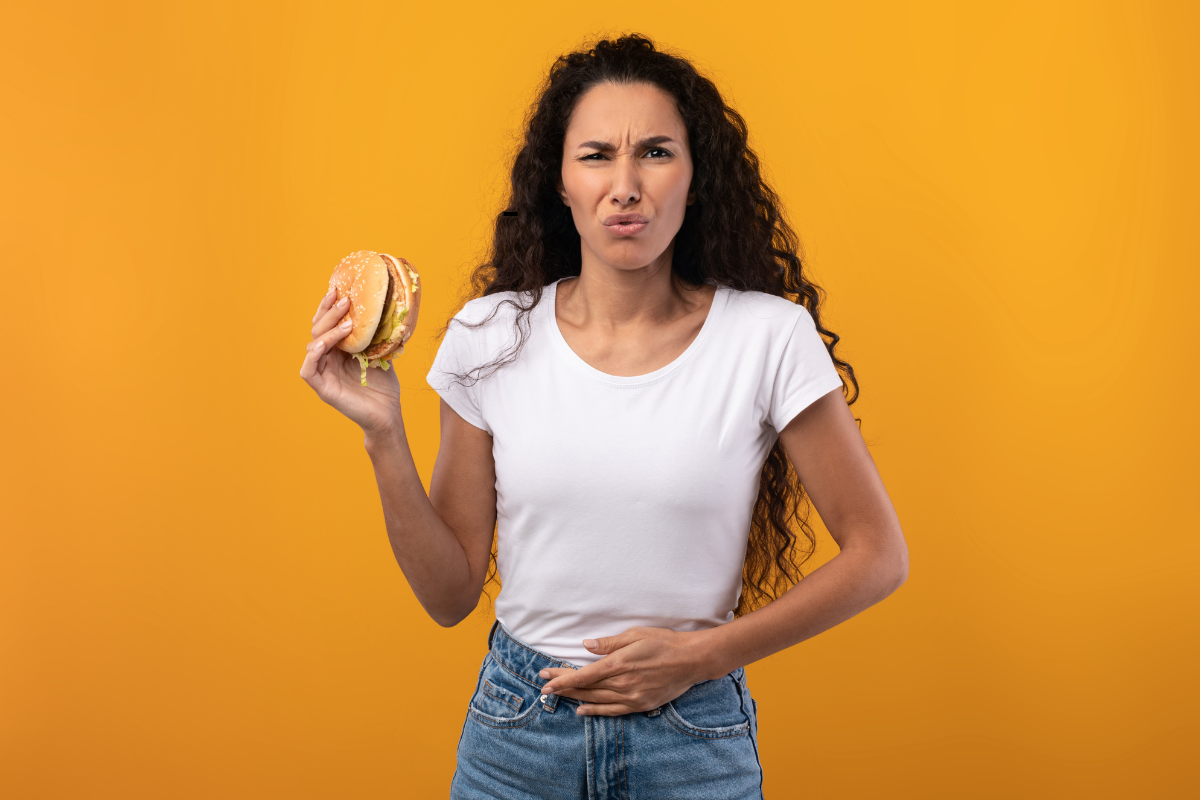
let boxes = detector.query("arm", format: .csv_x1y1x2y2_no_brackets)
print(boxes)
693,386,909,677
365,400,497,627
539,387,908,713
300,287,497,627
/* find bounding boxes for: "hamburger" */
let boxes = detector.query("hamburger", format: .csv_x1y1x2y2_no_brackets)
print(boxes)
327,250,421,386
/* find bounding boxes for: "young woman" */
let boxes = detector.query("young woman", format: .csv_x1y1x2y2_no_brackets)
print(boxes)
301,34,908,800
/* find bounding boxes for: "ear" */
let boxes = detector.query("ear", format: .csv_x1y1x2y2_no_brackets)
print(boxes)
686,186,696,206
557,178,571,207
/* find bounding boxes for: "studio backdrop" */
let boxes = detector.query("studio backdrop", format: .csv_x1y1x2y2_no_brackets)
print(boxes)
2,1,1197,797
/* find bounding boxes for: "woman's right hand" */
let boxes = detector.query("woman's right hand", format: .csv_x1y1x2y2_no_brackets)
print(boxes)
299,286,403,435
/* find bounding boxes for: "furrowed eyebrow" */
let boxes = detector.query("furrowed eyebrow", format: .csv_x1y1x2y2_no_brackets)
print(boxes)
576,136,677,150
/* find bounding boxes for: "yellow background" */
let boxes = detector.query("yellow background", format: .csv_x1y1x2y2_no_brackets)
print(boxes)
2,0,1197,796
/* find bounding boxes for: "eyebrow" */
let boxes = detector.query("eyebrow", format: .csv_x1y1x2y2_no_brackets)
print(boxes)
576,135,677,150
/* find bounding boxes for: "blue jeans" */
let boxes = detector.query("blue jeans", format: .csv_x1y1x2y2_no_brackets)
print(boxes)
450,621,764,799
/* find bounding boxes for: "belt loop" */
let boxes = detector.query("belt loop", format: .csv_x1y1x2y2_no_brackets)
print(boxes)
539,660,573,713
540,691,561,713
487,619,499,651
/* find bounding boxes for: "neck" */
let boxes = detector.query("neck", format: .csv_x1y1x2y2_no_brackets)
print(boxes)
560,243,691,328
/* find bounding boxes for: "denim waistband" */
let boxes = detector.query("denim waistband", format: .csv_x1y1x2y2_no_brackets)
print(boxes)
487,620,582,714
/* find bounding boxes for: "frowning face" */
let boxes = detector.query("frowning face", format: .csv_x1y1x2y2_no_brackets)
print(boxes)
558,81,695,274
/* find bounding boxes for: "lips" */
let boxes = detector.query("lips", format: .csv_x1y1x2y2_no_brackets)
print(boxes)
603,213,649,226
603,213,649,236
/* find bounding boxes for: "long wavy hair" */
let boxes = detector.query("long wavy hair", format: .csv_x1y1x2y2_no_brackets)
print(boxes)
448,33,859,617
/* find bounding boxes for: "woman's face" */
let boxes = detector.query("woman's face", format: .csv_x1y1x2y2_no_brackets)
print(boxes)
558,81,695,274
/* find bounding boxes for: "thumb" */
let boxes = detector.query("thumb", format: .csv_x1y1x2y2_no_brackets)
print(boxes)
583,630,639,655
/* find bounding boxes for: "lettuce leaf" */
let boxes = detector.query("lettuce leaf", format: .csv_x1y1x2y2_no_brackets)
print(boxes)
350,352,394,386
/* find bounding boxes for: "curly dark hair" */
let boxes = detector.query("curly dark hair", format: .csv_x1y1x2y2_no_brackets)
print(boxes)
448,32,859,617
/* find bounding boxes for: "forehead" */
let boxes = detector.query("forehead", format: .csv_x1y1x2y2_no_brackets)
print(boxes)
565,81,687,142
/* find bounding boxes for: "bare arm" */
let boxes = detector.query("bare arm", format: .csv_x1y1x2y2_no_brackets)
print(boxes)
300,287,497,627
539,386,909,713
364,402,497,627
694,386,909,677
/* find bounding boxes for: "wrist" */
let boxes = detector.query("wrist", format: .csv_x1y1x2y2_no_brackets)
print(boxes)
690,625,739,682
363,418,406,456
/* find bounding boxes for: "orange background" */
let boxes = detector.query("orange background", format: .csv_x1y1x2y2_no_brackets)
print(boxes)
3,1,1198,797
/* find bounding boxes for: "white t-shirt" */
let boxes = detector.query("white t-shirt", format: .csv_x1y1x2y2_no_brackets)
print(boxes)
426,277,843,666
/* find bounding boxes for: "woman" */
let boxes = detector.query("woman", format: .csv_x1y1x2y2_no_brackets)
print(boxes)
301,34,908,800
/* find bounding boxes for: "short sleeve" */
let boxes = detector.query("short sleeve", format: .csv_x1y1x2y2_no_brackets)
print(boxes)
426,314,492,434
767,309,845,433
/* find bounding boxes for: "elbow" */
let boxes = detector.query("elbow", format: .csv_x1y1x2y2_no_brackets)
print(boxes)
889,538,910,590
420,577,486,628
847,540,908,604
429,607,471,628
863,528,908,596
871,550,907,605
427,598,478,628
849,525,909,593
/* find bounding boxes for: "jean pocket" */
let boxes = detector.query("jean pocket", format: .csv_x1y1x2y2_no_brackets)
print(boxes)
661,673,750,739
468,655,543,729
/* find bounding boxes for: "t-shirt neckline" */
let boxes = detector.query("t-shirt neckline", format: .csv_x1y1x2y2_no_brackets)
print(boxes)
544,277,728,386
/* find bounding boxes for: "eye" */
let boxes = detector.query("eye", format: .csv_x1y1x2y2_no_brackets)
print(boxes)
646,147,673,158
580,153,607,161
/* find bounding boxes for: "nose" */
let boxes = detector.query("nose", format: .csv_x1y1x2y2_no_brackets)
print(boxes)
610,154,641,206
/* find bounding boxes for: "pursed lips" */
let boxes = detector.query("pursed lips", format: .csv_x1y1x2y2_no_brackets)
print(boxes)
603,213,650,226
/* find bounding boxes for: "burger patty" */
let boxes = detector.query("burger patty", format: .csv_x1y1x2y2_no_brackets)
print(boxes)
374,259,395,340
360,258,403,359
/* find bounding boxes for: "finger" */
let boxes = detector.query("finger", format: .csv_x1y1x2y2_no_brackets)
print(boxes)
584,629,643,656
299,339,328,386
542,671,623,693
313,294,351,338
576,702,636,717
310,317,353,354
312,285,336,324
541,662,621,694
316,340,349,375
550,687,626,704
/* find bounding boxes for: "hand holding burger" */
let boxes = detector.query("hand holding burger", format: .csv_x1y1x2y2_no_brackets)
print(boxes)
300,250,422,433
329,250,422,384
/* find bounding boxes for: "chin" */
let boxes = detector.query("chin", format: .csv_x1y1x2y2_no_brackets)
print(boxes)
595,241,671,271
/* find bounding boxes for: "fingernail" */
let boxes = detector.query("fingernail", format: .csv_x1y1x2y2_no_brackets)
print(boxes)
341,320,352,330
326,286,335,297
314,340,324,353
583,639,598,649
338,297,349,306
539,670,548,678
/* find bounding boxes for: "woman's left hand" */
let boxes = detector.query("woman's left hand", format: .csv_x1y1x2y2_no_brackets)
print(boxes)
538,626,721,716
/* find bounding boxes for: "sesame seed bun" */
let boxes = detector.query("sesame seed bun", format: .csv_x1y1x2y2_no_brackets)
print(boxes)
329,251,392,354
328,250,421,360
